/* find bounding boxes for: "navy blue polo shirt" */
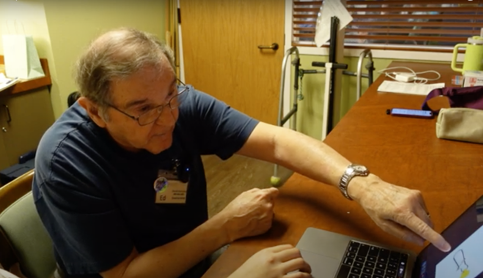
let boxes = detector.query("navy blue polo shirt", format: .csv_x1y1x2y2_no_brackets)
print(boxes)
32,86,258,276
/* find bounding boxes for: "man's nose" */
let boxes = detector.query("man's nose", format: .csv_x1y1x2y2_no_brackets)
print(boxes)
154,107,177,126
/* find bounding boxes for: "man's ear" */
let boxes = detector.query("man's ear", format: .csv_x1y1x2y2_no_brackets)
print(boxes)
77,97,108,128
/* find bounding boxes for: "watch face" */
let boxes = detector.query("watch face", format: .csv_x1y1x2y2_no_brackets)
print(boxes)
352,164,368,173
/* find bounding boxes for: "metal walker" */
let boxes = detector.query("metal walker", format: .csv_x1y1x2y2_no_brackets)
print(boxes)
270,47,375,186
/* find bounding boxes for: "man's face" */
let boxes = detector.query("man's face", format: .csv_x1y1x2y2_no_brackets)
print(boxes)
104,63,179,154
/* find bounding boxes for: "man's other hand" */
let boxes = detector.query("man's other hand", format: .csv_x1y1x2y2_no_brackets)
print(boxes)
219,187,279,242
228,244,312,278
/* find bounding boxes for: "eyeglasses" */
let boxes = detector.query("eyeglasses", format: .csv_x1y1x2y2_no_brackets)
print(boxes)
108,79,188,126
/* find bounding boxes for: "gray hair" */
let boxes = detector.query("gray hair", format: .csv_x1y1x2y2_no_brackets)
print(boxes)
75,27,175,115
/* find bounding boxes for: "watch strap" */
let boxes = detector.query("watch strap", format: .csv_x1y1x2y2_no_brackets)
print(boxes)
339,164,369,200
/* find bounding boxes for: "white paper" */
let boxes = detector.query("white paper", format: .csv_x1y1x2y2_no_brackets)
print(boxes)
377,80,446,96
0,73,19,92
315,0,353,47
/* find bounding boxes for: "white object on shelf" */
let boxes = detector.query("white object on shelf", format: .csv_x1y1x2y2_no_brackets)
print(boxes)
0,73,19,92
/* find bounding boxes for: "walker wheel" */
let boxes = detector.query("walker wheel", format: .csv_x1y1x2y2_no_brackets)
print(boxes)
270,176,281,186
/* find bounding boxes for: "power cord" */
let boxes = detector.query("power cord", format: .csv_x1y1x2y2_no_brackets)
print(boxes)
378,66,441,84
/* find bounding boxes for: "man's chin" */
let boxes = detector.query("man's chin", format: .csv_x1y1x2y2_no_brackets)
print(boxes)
146,137,173,154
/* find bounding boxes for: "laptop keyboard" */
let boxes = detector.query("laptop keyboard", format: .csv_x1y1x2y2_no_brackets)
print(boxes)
335,240,409,278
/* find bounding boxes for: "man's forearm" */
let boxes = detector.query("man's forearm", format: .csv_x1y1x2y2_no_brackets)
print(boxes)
270,125,382,201
273,129,349,186
269,125,379,201
119,213,229,278
240,123,384,201
238,122,351,188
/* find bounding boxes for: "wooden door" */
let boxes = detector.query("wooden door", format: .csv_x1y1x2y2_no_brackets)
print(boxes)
180,0,285,124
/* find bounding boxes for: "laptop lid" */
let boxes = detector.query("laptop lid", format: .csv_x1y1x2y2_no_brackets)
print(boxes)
413,195,483,278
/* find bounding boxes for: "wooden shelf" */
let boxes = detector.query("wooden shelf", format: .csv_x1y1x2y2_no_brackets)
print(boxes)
0,55,52,95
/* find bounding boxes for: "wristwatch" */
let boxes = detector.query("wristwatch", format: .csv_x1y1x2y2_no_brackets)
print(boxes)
339,164,369,200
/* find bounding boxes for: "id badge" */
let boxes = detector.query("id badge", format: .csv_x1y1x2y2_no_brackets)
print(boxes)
154,169,188,204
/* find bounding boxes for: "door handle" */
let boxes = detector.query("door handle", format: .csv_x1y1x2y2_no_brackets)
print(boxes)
3,104,11,123
258,43,279,50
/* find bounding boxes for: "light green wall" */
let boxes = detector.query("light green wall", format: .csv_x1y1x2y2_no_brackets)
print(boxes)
293,54,447,139
0,0,166,118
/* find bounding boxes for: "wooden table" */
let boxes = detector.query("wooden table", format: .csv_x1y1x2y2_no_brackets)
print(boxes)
203,61,483,277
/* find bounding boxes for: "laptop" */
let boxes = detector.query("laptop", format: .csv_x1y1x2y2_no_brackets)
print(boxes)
296,195,483,278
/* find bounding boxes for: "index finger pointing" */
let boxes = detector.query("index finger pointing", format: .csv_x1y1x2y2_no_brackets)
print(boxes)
402,213,451,252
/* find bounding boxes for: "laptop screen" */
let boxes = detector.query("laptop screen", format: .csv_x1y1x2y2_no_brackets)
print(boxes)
414,195,483,278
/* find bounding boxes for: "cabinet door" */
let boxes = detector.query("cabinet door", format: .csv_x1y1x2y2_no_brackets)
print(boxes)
0,87,55,167
0,129,9,170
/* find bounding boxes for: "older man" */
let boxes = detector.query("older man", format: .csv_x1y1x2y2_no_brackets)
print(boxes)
33,28,449,278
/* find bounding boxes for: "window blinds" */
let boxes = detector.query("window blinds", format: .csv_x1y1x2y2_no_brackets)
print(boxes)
293,0,483,50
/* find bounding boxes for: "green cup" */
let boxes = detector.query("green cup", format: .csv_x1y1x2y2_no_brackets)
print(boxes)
451,36,483,74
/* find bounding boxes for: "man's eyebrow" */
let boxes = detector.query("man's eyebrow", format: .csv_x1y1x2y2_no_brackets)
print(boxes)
124,98,149,109
123,78,178,109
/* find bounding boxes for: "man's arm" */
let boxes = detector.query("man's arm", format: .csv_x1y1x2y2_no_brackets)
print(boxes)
237,122,451,252
100,213,227,278
101,187,279,278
